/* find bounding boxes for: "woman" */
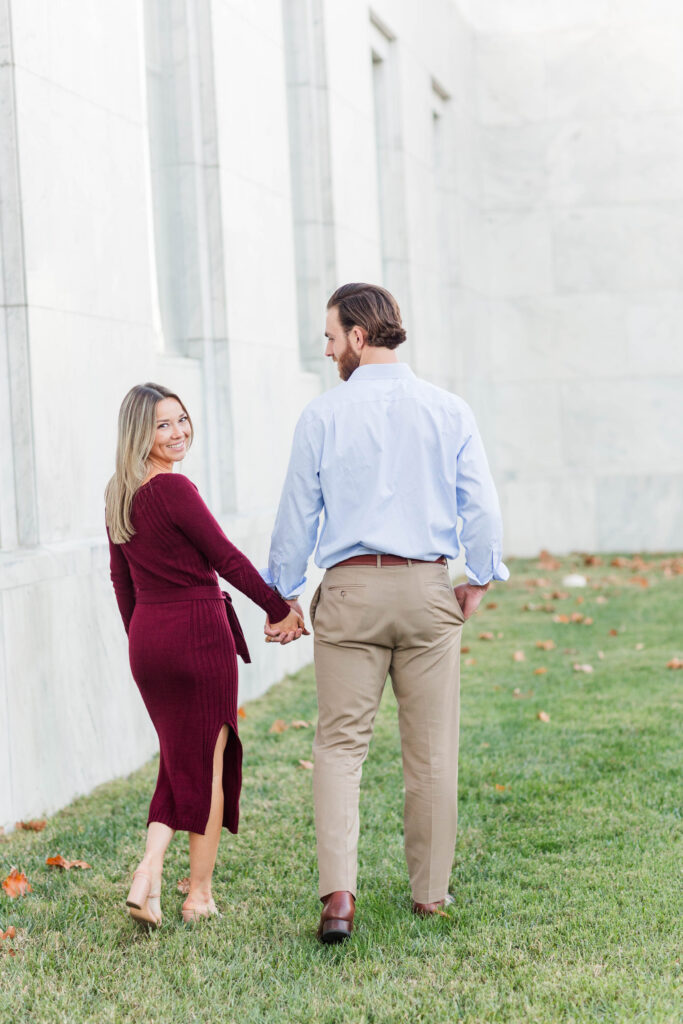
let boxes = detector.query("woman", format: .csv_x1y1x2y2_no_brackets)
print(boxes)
106,383,305,926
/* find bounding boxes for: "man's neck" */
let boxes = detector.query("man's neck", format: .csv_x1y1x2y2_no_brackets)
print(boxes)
359,346,400,366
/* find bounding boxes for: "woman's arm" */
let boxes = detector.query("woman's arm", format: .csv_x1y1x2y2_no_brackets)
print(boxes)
108,532,135,634
158,474,292,623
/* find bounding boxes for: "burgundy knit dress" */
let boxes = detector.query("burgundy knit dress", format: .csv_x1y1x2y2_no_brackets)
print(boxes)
108,472,290,834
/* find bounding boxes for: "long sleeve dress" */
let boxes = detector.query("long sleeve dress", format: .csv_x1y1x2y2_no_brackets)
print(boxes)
108,472,291,834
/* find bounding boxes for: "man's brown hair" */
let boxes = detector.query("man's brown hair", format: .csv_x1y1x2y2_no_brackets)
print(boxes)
327,283,407,349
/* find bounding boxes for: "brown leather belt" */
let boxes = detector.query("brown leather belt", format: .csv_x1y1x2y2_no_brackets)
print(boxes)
332,554,448,569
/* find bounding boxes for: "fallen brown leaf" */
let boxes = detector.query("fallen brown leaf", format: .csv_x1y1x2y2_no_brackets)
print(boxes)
537,711,551,723
570,612,585,623
666,658,683,670
609,629,618,636
583,617,594,625
610,557,630,568
512,650,526,662
536,640,555,651
538,550,561,570
553,614,570,624
629,576,649,588
573,663,594,674
0,926,16,940
177,877,190,894
551,591,569,601
534,667,547,675
269,719,288,734
478,632,494,641
237,706,246,719
461,645,470,654
15,820,46,832
485,602,498,610
583,555,603,566
45,856,91,871
298,759,314,770
464,657,476,666
1,869,31,898
290,720,310,729
512,688,533,699
495,783,506,792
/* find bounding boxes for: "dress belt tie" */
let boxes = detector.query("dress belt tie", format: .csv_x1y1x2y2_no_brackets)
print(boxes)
134,585,251,664
135,585,223,603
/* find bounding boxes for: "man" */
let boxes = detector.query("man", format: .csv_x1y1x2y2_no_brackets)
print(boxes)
263,283,508,942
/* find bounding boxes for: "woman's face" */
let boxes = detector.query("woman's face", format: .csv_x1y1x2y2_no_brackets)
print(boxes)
148,397,192,468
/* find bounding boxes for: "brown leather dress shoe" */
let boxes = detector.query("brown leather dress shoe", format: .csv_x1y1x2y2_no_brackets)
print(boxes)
412,893,454,916
317,890,355,943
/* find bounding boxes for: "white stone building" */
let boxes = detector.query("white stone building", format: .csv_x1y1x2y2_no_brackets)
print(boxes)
1,0,682,829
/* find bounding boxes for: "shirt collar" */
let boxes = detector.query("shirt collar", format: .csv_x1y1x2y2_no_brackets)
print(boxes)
348,363,415,382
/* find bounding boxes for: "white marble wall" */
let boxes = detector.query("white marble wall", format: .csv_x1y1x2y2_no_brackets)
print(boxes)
470,0,683,554
0,0,474,830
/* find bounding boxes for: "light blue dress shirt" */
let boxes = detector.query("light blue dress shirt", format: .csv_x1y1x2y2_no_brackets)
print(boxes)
263,363,509,598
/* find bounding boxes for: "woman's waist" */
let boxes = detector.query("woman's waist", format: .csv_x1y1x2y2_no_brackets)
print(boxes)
135,583,222,604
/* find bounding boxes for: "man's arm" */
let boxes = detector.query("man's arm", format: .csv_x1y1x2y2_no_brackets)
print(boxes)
262,409,324,600
455,407,509,591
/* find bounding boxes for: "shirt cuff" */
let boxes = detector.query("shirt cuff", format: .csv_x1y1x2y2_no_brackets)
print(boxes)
465,556,510,586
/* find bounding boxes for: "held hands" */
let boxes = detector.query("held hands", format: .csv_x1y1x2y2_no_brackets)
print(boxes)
264,599,310,646
453,581,490,621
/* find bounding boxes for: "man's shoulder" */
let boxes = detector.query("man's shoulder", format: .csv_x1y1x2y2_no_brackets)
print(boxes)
299,383,348,420
411,375,472,417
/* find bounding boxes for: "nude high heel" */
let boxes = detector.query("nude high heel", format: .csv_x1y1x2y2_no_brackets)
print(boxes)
126,870,162,927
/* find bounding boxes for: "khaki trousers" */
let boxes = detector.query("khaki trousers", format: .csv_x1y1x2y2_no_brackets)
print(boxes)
310,559,464,904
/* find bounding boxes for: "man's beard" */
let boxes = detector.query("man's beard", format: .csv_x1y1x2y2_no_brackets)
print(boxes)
337,340,361,381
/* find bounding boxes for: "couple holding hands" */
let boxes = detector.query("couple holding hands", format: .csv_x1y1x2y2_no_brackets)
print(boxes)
106,283,508,941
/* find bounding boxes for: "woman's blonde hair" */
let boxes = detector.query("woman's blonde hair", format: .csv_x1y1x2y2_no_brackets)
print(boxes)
105,383,193,544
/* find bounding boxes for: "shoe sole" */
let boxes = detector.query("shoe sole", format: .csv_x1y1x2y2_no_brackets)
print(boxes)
320,920,352,943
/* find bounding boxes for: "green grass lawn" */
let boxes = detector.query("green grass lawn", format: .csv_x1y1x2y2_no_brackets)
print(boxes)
1,553,682,1023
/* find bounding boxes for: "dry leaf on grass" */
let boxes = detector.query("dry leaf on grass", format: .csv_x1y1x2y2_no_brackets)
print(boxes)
536,640,555,651
461,646,470,654
2,869,31,898
537,711,551,723
464,657,476,666
512,651,526,662
45,856,91,871
596,595,608,604
0,926,16,940
478,632,494,641
583,617,594,625
583,555,603,566
635,643,644,651
269,719,288,734
298,759,314,770
666,658,683,670
495,783,506,792
609,629,619,637
15,820,46,832
553,614,570,624
486,602,498,610
290,720,310,729
538,550,561,570
177,877,190,894
573,663,594,674
512,688,533,699
629,576,649,588
237,706,246,719
534,667,548,675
